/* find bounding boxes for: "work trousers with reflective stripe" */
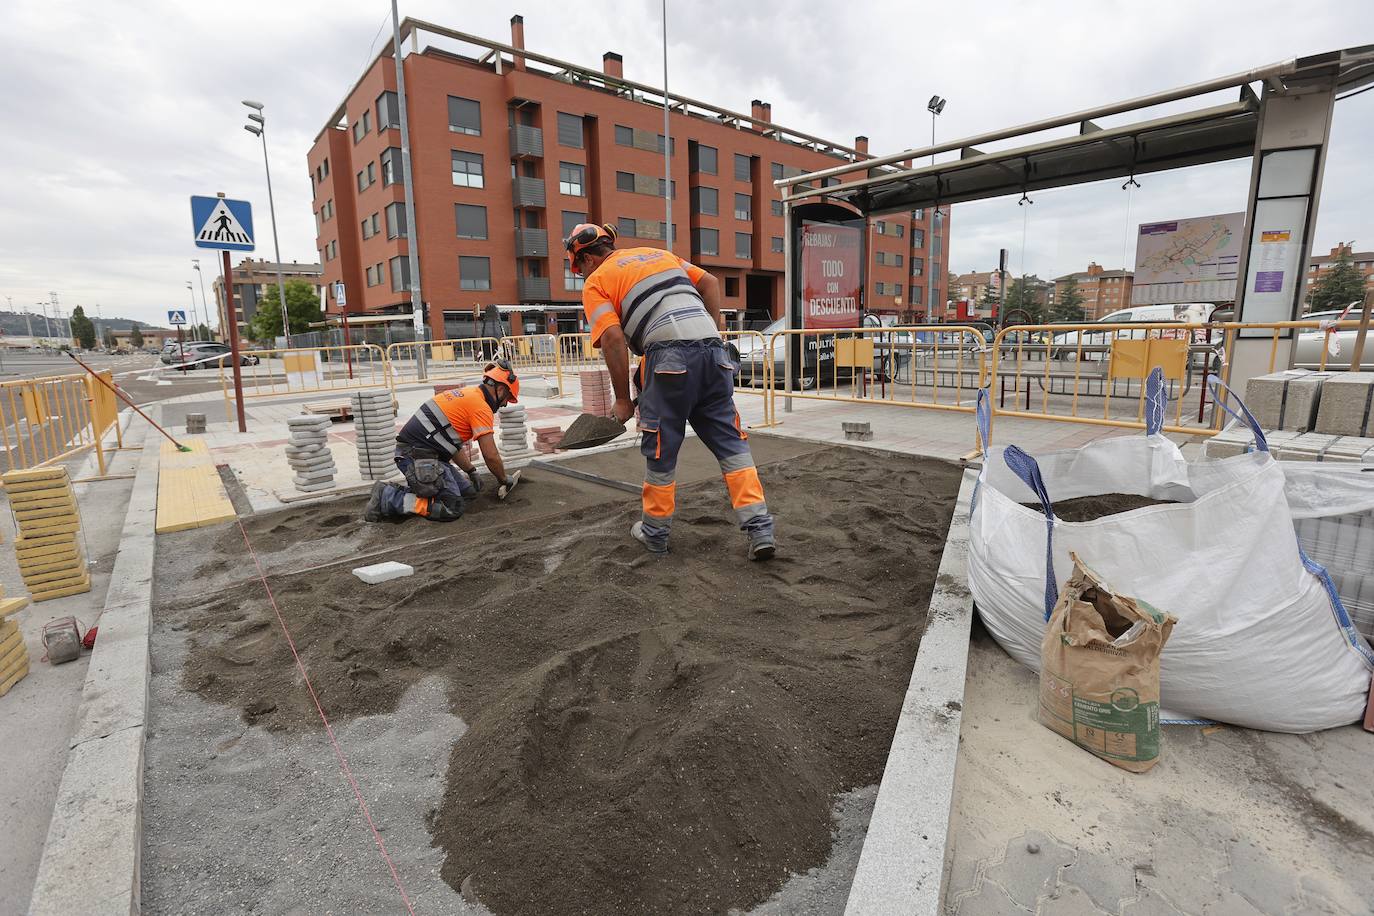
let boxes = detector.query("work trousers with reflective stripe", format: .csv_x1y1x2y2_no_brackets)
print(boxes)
377,447,473,521
636,339,772,545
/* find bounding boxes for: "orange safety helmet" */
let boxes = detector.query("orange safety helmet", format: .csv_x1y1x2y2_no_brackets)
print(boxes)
563,222,618,274
482,359,520,403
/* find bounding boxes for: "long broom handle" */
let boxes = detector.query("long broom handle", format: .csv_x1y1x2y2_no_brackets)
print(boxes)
66,352,190,452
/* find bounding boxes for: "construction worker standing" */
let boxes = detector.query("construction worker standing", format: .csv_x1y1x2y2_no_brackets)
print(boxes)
565,223,775,560
362,360,520,522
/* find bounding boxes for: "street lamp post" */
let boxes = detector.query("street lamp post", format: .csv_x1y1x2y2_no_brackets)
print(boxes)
193,259,214,338
242,101,291,346
186,282,201,336
927,95,946,166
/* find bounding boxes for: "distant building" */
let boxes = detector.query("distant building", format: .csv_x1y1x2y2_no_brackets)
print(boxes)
950,270,1001,306
1053,262,1134,319
1304,242,1374,308
211,258,324,334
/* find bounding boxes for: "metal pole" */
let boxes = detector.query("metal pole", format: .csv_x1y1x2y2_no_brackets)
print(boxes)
221,248,248,432
930,111,936,166
256,127,290,346
783,197,794,414
392,0,428,380
661,0,672,250
187,285,199,338
194,261,213,338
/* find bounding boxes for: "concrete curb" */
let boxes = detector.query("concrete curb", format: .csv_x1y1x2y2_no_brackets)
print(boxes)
28,414,161,916
843,467,977,915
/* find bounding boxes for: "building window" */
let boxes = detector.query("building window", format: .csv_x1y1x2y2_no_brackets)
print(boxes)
389,256,412,292
448,96,481,135
771,199,783,217
895,253,903,268
659,178,677,199
557,112,584,149
894,224,904,238
615,171,635,192
356,168,367,192
361,213,379,240
564,266,584,291
911,257,924,277
366,263,383,287
452,150,484,188
459,256,492,290
770,236,783,253
912,228,925,248
559,162,585,197
322,158,329,177
912,208,923,219
693,228,719,256
770,162,784,181
734,193,751,220
734,153,751,182
691,186,718,216
910,285,923,303
822,177,840,188
321,199,333,221
725,277,739,297
352,110,370,143
380,147,401,186
617,217,637,237
455,204,487,239
690,142,717,175
385,202,407,239
376,91,400,130
366,161,376,185
614,124,634,146
735,232,751,259
875,220,887,235
562,211,587,236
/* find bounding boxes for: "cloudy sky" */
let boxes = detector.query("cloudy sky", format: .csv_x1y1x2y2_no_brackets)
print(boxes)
2,0,1370,325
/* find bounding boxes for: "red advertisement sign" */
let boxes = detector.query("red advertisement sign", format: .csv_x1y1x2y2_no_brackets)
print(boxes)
800,220,862,328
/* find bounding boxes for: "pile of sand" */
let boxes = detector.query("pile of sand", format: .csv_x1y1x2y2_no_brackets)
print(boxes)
178,447,962,914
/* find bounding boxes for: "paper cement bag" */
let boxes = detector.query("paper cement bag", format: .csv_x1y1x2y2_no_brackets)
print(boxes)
1038,554,1177,773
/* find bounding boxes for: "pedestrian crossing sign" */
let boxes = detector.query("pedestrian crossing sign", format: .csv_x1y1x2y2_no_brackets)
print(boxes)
190,195,255,251
168,310,187,326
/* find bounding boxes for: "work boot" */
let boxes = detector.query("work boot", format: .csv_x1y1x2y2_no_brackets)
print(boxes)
630,521,668,554
747,530,776,562
362,482,388,522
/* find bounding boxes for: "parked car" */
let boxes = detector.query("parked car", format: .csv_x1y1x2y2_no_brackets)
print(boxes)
1294,303,1372,369
160,340,217,364
171,342,259,370
1050,303,1213,360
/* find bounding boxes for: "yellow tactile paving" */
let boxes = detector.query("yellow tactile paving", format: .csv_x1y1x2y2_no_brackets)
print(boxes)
0,661,29,697
156,440,237,534
0,597,30,618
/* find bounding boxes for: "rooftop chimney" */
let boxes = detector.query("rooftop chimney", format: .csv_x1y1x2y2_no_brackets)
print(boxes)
750,99,766,122
855,136,869,155
761,102,771,122
603,51,623,79
1087,262,1103,277
510,15,526,71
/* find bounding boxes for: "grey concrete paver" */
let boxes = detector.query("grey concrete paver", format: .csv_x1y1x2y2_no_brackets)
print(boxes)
982,831,1076,911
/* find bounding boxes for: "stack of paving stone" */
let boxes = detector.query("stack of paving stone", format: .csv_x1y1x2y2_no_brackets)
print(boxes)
285,415,337,493
533,425,565,454
580,369,613,417
350,389,398,481
0,599,30,697
3,467,89,601
496,405,536,463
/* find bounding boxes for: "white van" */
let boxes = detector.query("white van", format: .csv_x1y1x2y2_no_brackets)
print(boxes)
1051,303,1215,359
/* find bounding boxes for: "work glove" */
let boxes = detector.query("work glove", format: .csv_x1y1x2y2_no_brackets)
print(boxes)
466,469,483,493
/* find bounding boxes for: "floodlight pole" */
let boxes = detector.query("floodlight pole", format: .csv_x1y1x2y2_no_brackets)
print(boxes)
242,104,290,346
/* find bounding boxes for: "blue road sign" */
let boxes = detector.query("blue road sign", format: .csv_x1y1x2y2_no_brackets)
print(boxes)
191,196,255,251
168,310,187,326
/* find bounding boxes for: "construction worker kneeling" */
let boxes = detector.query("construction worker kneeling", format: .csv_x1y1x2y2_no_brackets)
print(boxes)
363,361,520,523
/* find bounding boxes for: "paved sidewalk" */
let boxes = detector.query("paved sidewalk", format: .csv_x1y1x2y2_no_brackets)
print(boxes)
0,414,145,908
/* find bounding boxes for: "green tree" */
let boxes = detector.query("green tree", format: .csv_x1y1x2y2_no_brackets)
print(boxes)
193,323,212,341
980,282,1000,309
1052,277,1086,322
1306,251,1367,313
70,305,96,349
251,280,323,339
1004,277,1046,323
129,322,144,349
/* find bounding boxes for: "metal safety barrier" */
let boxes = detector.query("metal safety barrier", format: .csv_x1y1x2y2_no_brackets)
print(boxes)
762,326,991,426
0,370,121,476
385,337,502,388
216,344,389,402
721,330,769,397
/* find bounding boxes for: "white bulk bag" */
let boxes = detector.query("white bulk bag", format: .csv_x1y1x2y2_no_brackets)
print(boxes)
968,376,1374,733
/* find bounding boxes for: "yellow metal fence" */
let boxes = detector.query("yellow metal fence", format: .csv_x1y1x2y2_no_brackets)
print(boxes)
0,370,122,476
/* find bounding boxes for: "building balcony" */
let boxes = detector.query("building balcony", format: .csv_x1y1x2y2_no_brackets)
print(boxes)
515,228,549,258
512,176,546,208
510,125,544,159
517,276,551,301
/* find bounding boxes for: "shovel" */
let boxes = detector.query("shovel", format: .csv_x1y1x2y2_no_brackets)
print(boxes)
560,399,637,450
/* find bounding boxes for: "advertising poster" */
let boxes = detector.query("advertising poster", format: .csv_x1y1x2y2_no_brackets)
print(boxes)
800,220,862,329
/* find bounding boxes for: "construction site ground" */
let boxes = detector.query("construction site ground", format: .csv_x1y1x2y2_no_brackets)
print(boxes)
8,363,1371,914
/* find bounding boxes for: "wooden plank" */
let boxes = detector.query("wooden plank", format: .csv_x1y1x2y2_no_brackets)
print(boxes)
31,576,91,603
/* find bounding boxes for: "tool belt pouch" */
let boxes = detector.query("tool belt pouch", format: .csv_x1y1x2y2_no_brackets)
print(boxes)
407,458,445,498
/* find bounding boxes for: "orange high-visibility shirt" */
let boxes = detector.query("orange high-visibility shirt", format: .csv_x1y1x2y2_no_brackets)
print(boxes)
432,386,495,441
581,247,709,351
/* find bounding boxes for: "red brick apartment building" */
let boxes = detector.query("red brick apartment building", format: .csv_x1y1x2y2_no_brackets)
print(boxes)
308,16,949,338
1053,262,1134,320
